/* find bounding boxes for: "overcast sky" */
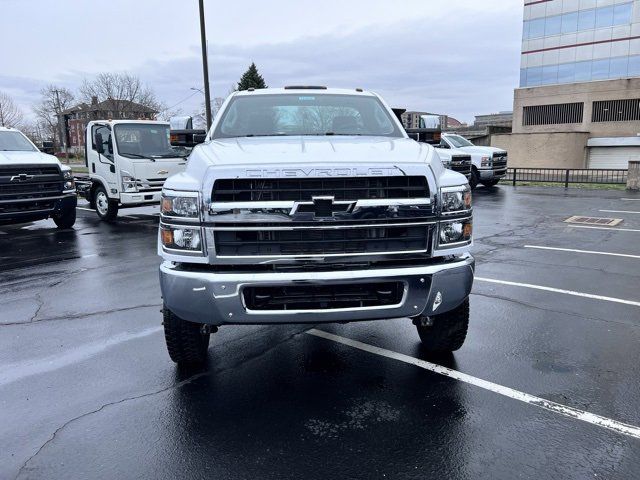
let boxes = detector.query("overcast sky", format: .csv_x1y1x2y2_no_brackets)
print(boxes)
0,0,523,124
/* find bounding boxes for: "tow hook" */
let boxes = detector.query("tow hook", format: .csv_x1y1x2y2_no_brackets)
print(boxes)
200,325,218,335
412,316,434,327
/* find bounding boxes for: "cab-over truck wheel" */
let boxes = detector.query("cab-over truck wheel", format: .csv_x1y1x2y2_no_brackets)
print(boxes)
94,185,119,222
163,305,210,366
413,298,470,354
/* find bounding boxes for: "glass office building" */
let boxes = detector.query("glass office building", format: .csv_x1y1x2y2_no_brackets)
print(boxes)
520,0,640,87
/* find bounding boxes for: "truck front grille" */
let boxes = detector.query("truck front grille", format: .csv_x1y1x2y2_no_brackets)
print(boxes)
492,153,508,168
450,155,472,176
243,282,405,311
135,177,165,192
0,165,64,214
212,176,429,202
214,223,430,257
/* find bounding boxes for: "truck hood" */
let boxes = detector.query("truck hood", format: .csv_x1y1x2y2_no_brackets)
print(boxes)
0,150,61,166
455,145,506,155
200,136,430,166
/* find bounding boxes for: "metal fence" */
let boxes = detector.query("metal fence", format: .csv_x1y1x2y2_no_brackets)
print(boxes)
507,168,628,187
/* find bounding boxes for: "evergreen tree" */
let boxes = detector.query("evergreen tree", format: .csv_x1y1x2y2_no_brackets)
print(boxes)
237,63,267,91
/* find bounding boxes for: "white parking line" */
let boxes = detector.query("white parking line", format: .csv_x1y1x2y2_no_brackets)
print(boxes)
475,277,640,307
76,207,94,212
621,198,640,201
307,329,640,439
568,225,640,233
524,245,640,260
600,209,640,214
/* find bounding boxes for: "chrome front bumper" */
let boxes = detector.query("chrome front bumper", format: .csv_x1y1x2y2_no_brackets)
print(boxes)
479,168,507,180
159,254,474,325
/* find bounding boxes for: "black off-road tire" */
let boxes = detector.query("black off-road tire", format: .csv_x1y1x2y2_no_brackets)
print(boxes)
163,306,210,366
481,178,500,188
469,168,479,190
94,186,119,222
415,298,470,354
53,207,76,229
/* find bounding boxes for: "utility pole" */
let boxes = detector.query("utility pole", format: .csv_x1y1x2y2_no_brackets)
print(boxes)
199,0,213,130
53,89,69,163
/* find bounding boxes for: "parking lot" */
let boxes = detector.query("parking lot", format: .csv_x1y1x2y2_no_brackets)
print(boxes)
1,185,640,479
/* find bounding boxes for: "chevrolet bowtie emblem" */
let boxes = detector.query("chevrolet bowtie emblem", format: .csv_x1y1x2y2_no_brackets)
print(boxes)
290,196,355,218
157,170,169,175
10,174,34,182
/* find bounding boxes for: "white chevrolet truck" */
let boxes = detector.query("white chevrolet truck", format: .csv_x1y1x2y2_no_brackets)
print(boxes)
158,87,474,366
0,127,76,228
439,133,508,189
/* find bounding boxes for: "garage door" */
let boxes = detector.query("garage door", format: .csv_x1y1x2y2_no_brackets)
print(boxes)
588,146,640,169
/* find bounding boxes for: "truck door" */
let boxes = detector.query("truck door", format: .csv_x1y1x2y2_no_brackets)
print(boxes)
88,124,118,196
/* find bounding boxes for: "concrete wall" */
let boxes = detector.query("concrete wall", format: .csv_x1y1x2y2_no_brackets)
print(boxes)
513,78,640,136
491,132,590,168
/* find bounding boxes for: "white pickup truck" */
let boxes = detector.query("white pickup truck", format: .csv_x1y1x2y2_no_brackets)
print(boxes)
157,87,475,366
438,133,508,189
0,127,76,228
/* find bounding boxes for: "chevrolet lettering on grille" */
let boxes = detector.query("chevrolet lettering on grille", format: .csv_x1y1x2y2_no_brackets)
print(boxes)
244,167,401,178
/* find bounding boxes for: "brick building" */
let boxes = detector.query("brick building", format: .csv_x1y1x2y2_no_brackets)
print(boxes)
59,96,157,153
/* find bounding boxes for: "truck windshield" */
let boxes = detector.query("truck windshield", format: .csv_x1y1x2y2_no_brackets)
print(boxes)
0,131,37,152
114,124,186,158
446,135,474,148
213,94,403,138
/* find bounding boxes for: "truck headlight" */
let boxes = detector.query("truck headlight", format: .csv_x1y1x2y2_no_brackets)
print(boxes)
161,194,199,218
481,156,492,167
62,169,75,191
439,219,473,245
161,225,202,251
440,185,472,214
120,170,137,193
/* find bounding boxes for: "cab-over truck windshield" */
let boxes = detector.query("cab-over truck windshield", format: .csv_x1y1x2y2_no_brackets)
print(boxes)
213,94,403,138
114,124,187,158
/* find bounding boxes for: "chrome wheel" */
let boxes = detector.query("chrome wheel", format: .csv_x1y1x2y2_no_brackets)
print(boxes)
96,191,109,216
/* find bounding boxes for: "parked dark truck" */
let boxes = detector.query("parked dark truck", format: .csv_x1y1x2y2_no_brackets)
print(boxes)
0,127,76,228
158,88,474,366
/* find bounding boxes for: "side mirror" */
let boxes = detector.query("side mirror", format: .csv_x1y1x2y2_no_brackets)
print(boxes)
170,129,207,148
94,132,104,153
439,143,450,149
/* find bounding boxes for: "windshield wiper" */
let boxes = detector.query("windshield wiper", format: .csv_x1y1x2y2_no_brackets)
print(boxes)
119,152,155,161
323,132,363,136
153,153,189,158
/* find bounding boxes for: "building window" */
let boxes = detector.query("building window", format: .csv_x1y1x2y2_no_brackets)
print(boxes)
523,2,633,40
592,99,640,122
523,103,584,126
519,54,640,87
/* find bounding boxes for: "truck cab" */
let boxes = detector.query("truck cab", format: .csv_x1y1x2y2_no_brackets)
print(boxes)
439,133,508,189
83,120,189,221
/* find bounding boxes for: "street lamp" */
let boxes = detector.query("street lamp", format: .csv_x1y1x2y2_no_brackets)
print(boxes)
198,0,213,129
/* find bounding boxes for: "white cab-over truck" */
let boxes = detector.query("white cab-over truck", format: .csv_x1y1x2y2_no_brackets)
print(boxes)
157,87,475,366
81,120,190,221
0,127,76,228
438,133,508,189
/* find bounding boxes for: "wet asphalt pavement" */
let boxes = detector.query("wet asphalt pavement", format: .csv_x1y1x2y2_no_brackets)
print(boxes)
1,186,640,479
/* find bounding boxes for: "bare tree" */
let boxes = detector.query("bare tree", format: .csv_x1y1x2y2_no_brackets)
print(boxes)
0,91,24,128
33,85,75,147
79,72,162,117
